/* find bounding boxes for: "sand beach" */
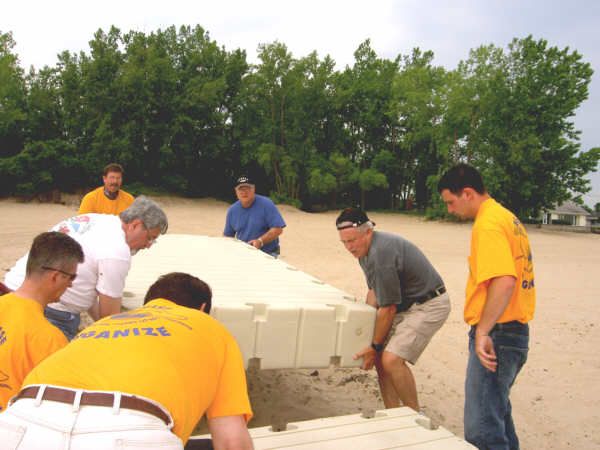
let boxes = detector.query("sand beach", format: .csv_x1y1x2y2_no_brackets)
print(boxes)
1,195,598,449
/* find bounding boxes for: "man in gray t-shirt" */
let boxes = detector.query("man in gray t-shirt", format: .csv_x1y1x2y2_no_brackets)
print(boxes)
337,207,450,412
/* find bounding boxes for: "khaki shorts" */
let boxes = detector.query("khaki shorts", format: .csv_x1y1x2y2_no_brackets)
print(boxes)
384,292,451,364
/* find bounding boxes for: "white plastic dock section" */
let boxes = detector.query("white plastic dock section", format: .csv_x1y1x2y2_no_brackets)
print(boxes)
190,407,474,449
122,234,375,370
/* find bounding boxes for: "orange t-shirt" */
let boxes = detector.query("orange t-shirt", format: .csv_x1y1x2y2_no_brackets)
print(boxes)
24,298,252,443
0,293,68,411
78,187,134,215
465,198,536,325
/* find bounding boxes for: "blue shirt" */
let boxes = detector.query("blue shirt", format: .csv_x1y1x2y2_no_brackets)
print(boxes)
223,195,286,254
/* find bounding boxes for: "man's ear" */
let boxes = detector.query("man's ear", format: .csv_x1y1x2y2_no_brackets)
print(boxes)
200,303,206,312
462,187,476,200
46,270,60,284
129,218,144,230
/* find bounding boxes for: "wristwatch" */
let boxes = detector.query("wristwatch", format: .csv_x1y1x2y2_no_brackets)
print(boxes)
371,343,384,352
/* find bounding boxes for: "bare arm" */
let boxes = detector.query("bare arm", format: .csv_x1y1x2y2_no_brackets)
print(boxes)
87,300,100,321
249,227,283,249
354,289,395,370
365,288,377,307
208,415,253,450
98,293,122,319
372,305,396,347
475,275,516,371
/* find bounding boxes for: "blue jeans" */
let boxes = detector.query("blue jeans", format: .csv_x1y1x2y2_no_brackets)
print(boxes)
44,306,80,341
464,321,529,450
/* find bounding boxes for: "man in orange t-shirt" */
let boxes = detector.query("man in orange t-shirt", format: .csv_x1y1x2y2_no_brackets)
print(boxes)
0,272,253,450
439,164,535,450
0,232,84,411
78,163,134,215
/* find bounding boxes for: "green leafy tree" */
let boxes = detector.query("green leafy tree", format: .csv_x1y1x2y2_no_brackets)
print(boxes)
359,168,388,209
336,40,398,163
56,50,86,151
235,42,294,197
371,149,404,208
454,36,599,218
386,49,447,208
306,153,359,207
25,66,64,143
236,42,340,205
307,167,336,200
0,140,84,195
0,31,26,158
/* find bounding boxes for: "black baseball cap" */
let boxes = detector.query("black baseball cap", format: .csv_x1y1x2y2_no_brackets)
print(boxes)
335,207,375,230
235,175,254,188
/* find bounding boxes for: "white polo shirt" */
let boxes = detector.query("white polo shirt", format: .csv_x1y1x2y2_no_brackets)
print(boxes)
5,214,131,314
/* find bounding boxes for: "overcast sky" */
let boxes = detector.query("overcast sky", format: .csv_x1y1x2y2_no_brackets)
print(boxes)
3,0,599,206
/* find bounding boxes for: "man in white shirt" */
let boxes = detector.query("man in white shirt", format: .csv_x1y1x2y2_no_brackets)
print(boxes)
4,196,168,340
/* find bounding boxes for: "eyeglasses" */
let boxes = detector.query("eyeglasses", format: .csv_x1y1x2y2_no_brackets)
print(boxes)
143,226,159,246
42,266,77,281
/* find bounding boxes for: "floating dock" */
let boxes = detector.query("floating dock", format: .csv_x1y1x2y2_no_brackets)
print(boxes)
189,407,474,449
123,234,375,369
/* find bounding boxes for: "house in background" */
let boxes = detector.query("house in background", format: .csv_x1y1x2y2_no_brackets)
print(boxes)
588,211,600,228
541,201,591,226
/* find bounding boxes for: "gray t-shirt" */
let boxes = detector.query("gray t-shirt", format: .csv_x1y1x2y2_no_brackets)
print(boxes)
359,231,443,310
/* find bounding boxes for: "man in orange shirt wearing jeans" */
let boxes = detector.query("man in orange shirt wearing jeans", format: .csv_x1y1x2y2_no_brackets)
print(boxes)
0,232,84,411
0,272,253,450
438,164,535,449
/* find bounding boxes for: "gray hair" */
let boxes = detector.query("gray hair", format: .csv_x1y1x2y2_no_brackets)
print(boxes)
120,196,168,234
358,221,374,234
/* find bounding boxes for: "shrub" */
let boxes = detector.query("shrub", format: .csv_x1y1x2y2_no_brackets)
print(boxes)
269,191,302,209
551,219,573,225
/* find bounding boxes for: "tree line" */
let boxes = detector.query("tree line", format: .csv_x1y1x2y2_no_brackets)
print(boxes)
1,25,598,218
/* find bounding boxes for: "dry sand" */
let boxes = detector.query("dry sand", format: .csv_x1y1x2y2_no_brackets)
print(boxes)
1,195,598,449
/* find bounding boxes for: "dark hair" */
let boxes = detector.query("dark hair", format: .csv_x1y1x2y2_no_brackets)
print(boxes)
103,163,124,176
143,272,212,313
438,164,486,195
26,232,84,277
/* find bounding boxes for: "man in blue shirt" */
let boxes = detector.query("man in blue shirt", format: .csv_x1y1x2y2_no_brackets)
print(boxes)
223,176,286,257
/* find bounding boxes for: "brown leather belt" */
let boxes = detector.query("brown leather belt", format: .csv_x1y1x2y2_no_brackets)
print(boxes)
13,386,170,425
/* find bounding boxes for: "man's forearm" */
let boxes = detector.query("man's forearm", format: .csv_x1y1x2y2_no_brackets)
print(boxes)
258,227,283,246
98,293,122,319
372,305,396,345
208,415,254,450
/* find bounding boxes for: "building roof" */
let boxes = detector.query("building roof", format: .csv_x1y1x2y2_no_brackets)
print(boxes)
547,201,590,216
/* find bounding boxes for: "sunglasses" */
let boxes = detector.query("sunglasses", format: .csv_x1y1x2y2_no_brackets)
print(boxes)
42,266,77,281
